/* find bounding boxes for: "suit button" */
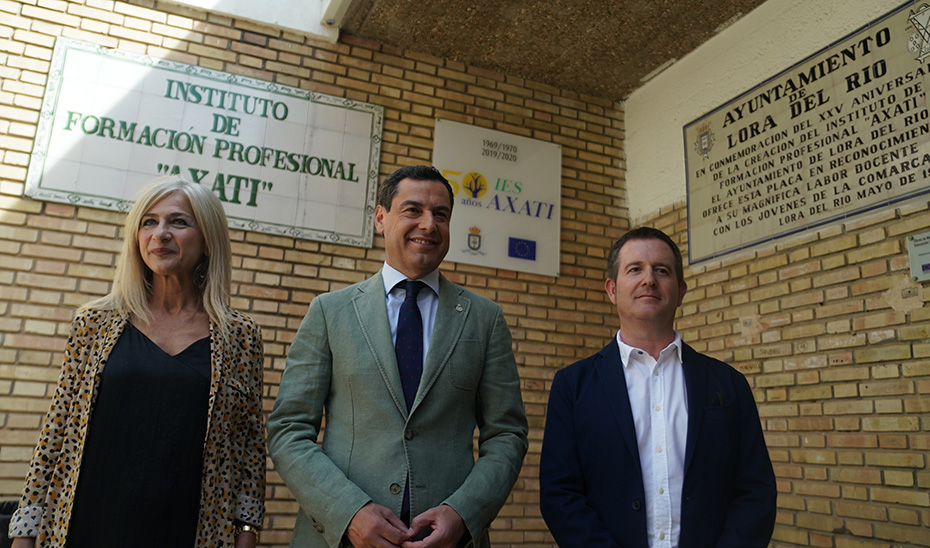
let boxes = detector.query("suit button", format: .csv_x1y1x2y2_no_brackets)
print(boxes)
311,518,325,533
390,483,402,494
632,500,643,511
404,429,414,440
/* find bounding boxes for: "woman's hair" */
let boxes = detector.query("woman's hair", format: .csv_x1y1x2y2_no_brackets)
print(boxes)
81,176,233,337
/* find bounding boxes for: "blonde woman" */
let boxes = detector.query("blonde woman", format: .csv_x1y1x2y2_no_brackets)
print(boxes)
9,177,265,548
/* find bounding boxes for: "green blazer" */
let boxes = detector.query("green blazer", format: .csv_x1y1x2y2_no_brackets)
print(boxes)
268,272,528,548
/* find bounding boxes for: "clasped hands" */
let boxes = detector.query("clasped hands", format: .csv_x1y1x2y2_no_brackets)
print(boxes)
347,502,466,548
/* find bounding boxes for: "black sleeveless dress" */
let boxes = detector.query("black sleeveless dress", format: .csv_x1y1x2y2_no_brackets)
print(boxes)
66,323,211,548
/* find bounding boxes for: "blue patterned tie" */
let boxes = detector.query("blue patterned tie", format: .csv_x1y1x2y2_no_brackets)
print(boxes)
395,280,424,411
395,280,424,523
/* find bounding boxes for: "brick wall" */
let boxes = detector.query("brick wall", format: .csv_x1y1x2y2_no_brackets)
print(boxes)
3,1,928,548
642,202,930,548
0,1,624,546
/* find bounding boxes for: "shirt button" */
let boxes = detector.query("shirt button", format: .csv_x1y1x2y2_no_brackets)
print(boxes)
659,533,666,540
653,371,659,377
656,446,663,453
654,405,661,412
658,488,665,495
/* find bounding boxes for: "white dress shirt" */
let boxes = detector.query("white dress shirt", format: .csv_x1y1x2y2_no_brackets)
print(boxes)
617,330,689,548
382,263,440,362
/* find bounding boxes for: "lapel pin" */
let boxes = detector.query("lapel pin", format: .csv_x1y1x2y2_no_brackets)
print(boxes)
455,304,464,312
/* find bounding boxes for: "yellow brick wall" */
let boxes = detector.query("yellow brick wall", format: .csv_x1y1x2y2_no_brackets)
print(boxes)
3,1,929,548
0,1,624,546
641,203,930,548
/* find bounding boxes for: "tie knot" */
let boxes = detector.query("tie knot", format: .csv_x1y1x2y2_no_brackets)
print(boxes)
398,280,424,301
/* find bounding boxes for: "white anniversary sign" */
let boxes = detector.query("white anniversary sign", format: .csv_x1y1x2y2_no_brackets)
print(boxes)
27,38,383,247
433,120,561,277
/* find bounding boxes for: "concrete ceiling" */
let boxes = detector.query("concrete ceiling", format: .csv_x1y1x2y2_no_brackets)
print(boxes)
340,0,768,101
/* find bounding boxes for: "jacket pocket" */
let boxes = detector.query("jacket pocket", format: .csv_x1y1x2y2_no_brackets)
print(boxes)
447,348,482,390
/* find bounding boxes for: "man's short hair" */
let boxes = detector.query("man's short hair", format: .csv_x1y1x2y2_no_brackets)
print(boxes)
377,165,454,211
606,226,684,284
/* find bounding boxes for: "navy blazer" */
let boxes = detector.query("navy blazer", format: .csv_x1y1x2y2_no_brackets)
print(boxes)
540,339,776,548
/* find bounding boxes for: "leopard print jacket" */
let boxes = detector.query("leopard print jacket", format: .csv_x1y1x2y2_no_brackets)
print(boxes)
8,308,266,547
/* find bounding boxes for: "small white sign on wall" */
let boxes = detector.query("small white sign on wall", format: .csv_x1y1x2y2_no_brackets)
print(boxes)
433,120,562,277
27,38,383,247
907,231,930,282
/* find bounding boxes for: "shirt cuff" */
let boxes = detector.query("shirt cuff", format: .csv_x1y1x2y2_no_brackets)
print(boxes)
235,494,263,527
9,505,42,538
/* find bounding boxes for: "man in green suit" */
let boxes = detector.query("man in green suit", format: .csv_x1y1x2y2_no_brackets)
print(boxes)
268,165,529,548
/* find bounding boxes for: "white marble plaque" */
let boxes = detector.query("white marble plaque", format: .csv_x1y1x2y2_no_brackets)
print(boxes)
685,1,930,264
27,38,383,247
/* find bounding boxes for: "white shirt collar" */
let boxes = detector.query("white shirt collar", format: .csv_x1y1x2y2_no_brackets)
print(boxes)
616,330,683,366
381,263,440,297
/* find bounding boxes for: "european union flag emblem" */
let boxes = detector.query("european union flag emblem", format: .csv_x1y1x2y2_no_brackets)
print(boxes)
508,237,536,260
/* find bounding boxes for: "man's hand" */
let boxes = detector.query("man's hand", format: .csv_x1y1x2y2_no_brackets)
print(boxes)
403,505,466,548
347,502,413,548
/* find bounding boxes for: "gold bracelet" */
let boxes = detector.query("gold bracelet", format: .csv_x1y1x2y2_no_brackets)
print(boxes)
240,524,259,541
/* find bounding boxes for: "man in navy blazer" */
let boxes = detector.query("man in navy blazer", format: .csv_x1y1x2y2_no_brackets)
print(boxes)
539,227,776,548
